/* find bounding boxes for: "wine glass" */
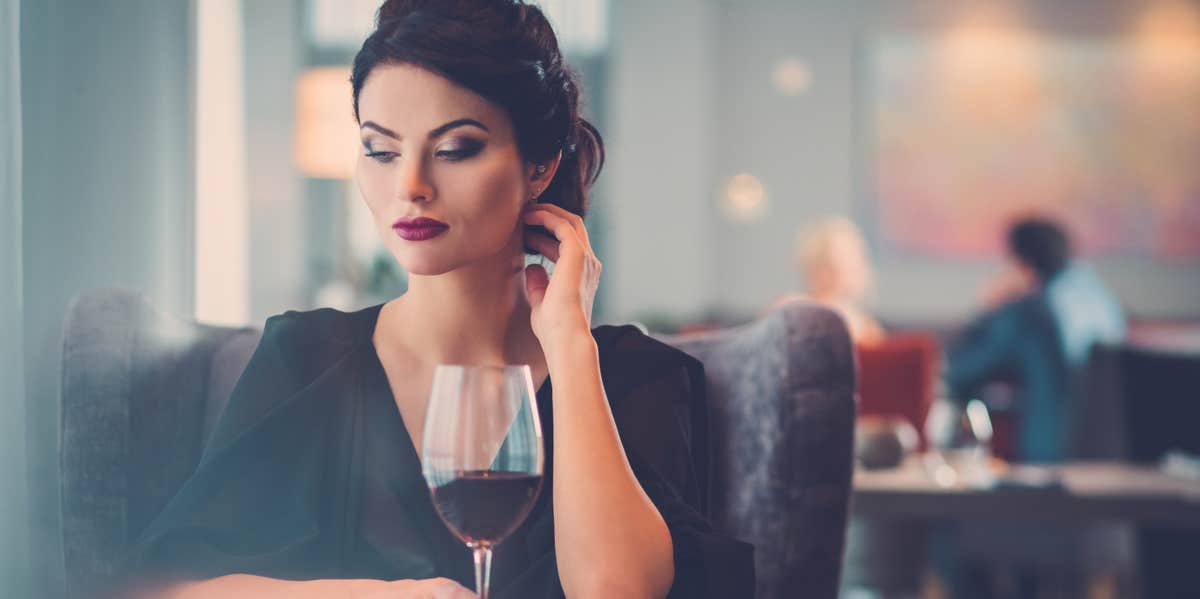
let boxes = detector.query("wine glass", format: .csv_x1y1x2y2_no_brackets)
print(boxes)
923,398,995,488
421,365,545,599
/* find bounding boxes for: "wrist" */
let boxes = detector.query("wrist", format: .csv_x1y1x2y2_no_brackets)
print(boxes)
542,330,599,369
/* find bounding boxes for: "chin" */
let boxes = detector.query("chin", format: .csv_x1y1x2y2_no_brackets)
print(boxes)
386,234,521,277
395,254,458,276
404,264,456,276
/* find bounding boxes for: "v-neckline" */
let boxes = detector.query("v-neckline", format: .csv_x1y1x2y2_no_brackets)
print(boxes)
359,303,554,478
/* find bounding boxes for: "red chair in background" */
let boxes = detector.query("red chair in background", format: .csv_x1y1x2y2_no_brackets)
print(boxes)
855,334,940,449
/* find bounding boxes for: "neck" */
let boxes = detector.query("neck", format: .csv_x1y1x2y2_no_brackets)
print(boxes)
383,241,541,367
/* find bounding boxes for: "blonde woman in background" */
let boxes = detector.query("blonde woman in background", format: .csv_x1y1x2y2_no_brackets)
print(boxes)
771,216,886,345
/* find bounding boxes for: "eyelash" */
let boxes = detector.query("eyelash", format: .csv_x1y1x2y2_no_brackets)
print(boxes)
364,151,395,164
364,144,483,164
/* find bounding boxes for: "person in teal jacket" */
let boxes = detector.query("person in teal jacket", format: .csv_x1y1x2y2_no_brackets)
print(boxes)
946,218,1125,462
937,219,1127,598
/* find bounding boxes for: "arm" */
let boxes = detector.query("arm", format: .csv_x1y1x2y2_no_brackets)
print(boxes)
546,340,674,599
137,575,371,599
524,205,674,599
139,575,474,598
944,303,1022,400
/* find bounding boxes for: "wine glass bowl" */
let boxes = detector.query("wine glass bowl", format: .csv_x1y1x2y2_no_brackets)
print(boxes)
421,365,545,599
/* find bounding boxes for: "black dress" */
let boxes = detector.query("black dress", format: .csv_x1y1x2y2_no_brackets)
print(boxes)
122,304,755,598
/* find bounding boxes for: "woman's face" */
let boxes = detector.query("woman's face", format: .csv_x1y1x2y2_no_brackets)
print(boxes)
355,63,536,276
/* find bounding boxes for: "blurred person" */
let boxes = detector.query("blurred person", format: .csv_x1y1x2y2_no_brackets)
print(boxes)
946,217,1126,462
772,216,886,344
115,2,752,598
936,218,1129,599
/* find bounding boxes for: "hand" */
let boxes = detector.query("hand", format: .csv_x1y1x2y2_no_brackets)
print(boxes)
353,577,477,599
521,203,601,352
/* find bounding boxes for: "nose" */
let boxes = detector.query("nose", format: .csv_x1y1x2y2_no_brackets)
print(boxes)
395,154,434,205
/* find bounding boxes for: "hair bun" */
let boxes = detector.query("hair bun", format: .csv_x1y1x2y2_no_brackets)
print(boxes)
376,0,424,25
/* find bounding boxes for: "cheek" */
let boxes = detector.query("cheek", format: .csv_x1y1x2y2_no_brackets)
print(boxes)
481,156,526,207
451,156,526,230
355,163,393,228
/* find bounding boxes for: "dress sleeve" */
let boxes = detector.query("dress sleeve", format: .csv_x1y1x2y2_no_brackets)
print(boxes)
610,359,756,599
201,313,304,456
113,313,354,593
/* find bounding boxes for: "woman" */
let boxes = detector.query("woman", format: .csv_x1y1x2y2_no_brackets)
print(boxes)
770,216,885,345
119,1,753,598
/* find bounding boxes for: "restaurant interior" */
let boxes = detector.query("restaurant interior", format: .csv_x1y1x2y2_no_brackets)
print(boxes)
3,0,1199,597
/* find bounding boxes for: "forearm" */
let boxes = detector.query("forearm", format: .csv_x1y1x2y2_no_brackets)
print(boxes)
945,322,1014,398
546,336,674,599
137,574,378,599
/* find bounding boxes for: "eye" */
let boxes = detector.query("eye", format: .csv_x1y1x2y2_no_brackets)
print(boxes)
365,150,398,164
436,140,484,162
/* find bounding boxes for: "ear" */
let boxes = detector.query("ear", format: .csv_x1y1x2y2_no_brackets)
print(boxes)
525,150,563,199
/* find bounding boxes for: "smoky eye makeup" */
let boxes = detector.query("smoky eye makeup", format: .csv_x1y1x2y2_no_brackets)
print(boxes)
361,141,397,163
436,138,485,161
361,138,389,153
359,135,486,163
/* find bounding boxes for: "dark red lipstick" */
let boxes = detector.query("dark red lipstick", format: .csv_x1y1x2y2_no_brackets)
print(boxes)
392,216,449,241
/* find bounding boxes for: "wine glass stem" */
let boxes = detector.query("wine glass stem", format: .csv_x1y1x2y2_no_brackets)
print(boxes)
472,544,493,599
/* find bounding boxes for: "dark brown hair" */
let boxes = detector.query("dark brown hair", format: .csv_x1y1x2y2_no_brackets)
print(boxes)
1008,217,1071,282
351,0,604,218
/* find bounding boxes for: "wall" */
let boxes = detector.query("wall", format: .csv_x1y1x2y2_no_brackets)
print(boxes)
2,0,28,594
20,0,196,593
605,0,720,321
244,0,307,323
711,0,866,318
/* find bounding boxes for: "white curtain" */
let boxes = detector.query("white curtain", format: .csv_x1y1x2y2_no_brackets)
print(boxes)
0,0,30,595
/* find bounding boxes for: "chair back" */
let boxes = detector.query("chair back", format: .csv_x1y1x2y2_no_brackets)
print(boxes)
1100,343,1200,599
60,288,255,595
661,301,857,599
855,334,939,449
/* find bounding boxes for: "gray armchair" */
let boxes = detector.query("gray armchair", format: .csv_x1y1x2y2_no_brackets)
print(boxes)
660,302,857,599
61,288,856,598
60,288,258,595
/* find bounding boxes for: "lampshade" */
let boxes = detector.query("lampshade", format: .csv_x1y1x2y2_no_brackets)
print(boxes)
294,66,358,179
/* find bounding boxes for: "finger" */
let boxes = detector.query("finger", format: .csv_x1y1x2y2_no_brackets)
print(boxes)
523,229,560,262
390,578,474,599
526,204,590,247
523,210,585,284
524,263,549,308
529,203,590,245
522,210,583,259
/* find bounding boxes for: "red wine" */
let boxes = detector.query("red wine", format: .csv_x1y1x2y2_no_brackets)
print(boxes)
431,470,542,546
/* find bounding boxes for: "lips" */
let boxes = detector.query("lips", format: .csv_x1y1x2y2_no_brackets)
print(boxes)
392,216,449,241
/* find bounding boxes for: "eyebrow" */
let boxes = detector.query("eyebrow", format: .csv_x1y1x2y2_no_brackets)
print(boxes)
360,118,490,142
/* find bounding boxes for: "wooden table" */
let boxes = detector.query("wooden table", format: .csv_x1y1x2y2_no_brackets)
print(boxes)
853,457,1200,528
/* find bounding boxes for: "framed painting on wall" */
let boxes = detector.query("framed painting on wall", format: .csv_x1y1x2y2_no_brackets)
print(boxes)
869,31,1200,260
